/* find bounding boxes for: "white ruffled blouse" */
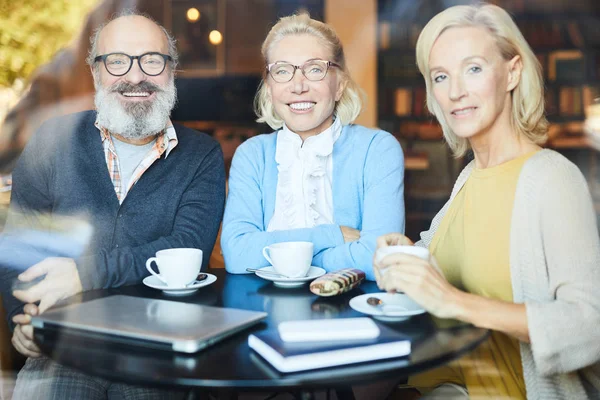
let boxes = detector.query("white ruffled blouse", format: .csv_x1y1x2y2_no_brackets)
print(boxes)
267,118,342,232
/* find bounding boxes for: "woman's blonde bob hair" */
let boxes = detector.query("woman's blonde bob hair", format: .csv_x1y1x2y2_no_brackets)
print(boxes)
254,13,364,130
415,3,548,157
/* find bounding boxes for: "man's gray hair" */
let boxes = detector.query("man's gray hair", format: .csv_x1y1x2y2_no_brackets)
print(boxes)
86,9,179,72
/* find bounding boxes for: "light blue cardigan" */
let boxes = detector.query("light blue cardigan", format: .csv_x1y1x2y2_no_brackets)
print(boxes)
221,124,405,280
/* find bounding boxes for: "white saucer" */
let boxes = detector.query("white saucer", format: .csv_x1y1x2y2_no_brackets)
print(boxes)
142,274,217,296
254,266,326,288
349,293,426,321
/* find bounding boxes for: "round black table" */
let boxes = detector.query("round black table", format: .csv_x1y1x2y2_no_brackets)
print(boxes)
35,269,488,395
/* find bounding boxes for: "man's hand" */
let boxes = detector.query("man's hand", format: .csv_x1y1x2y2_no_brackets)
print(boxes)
12,257,83,314
340,226,360,243
11,303,42,358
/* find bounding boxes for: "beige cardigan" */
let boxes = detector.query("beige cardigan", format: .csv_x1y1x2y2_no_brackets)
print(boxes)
415,149,600,400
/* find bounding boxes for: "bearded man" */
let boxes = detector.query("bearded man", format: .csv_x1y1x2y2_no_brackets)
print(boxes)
1,11,224,399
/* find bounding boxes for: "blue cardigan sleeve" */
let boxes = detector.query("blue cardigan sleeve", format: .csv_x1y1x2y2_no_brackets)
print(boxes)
221,138,345,273
312,132,405,280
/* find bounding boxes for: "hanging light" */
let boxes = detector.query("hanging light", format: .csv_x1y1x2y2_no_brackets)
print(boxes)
186,8,201,23
209,30,223,45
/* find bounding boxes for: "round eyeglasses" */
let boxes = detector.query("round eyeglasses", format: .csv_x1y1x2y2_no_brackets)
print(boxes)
94,52,173,77
266,59,340,83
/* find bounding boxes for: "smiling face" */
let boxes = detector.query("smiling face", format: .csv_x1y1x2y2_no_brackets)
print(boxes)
266,34,345,138
428,26,520,143
92,15,177,142
96,15,171,103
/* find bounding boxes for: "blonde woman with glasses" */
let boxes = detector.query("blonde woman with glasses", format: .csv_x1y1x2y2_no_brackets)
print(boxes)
374,3,600,400
221,13,405,279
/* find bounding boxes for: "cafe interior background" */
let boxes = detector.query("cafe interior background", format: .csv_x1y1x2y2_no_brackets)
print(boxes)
1,0,600,383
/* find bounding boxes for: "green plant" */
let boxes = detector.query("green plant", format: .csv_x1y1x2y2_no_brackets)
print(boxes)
0,0,97,87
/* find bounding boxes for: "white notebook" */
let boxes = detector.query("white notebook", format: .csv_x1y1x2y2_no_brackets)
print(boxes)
278,318,381,342
249,321,410,372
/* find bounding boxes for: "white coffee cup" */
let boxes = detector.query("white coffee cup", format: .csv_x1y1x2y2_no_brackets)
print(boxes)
375,245,430,263
145,248,203,287
262,241,313,278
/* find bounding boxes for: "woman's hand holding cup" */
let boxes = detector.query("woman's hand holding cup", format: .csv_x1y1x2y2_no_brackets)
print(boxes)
373,233,416,287
373,233,458,319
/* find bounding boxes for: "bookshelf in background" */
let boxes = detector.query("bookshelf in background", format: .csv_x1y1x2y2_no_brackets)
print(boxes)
377,0,600,237
531,17,600,123
377,14,600,132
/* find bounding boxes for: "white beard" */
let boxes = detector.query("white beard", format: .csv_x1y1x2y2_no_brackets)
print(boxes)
94,78,177,141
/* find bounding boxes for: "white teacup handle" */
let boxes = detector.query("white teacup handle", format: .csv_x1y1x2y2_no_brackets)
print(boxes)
262,246,273,265
145,258,168,285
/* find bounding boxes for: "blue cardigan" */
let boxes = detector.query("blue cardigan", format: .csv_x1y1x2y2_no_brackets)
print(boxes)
221,124,405,280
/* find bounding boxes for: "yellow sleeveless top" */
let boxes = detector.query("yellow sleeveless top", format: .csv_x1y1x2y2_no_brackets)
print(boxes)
409,151,538,399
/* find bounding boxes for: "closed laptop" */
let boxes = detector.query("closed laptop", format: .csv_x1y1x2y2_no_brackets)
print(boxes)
31,295,267,353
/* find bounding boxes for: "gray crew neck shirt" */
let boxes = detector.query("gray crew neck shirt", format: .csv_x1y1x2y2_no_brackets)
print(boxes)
112,135,156,197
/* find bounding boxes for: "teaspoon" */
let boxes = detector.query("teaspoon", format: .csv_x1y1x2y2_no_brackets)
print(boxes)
245,268,288,277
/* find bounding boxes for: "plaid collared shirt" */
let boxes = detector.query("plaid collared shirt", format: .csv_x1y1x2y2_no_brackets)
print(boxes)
96,120,178,203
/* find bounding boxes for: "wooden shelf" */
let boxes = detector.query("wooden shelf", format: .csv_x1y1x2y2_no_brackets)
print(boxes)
546,121,600,152
548,133,600,152
549,135,591,149
404,150,429,171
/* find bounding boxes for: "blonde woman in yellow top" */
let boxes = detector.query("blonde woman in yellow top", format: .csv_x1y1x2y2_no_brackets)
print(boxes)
375,3,600,400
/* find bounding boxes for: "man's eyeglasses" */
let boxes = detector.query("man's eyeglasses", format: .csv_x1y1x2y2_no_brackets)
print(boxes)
266,59,340,83
94,52,173,77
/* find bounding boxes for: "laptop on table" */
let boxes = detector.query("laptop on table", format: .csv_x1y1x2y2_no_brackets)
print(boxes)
31,295,267,353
